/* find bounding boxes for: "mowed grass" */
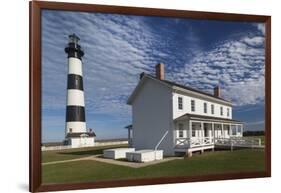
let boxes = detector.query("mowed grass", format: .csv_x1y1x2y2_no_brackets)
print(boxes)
42,149,265,184
41,144,128,163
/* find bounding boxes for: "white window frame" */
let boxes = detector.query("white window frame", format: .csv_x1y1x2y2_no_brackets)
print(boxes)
178,97,183,110
231,125,237,135
204,102,207,114
178,123,184,138
211,104,214,114
237,125,242,133
220,106,223,116
191,100,195,112
191,123,196,137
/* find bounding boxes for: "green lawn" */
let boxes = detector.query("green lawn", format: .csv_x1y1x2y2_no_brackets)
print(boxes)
42,149,265,184
41,144,128,163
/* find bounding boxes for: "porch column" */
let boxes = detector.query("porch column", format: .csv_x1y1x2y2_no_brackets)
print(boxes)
221,123,223,138
189,121,192,147
212,122,215,142
236,124,238,136
241,124,243,136
201,121,204,144
227,124,230,137
128,128,131,146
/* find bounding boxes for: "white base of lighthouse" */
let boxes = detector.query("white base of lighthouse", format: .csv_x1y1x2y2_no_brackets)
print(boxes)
65,132,96,148
66,136,95,148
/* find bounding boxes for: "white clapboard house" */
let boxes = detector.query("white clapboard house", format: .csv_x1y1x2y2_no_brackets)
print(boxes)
127,63,243,156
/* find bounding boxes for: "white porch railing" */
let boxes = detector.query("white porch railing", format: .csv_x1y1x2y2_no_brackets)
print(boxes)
175,137,214,148
175,137,263,149
215,137,262,148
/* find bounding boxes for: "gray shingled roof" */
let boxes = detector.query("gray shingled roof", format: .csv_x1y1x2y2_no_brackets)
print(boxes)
161,79,231,103
127,73,232,105
143,74,231,103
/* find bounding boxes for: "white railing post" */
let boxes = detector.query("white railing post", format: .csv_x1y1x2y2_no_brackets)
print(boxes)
201,122,204,145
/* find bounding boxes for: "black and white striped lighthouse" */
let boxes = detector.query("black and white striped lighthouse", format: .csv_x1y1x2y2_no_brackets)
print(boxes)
64,34,86,136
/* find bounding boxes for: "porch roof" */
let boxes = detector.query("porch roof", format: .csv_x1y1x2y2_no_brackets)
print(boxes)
174,113,243,124
124,124,133,129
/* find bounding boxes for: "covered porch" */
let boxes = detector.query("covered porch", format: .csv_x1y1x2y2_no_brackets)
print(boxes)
174,114,243,151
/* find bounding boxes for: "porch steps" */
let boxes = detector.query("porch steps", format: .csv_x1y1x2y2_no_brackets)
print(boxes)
174,144,214,153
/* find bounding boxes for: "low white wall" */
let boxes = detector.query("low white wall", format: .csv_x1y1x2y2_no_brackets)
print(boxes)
95,140,128,147
41,145,72,151
42,140,128,151
70,137,95,148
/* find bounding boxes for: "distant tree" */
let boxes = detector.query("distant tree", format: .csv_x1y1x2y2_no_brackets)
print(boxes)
243,130,265,136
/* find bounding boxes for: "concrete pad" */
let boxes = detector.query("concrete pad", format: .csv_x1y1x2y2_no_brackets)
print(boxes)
103,148,135,159
126,149,163,162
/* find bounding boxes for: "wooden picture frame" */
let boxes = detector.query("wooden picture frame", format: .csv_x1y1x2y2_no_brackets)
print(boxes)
30,1,271,192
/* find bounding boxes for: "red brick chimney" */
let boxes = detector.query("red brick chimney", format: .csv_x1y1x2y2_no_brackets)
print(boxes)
156,63,164,80
214,86,220,97
139,72,145,80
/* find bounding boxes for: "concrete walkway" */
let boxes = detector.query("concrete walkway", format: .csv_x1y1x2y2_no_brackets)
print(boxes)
42,155,95,166
89,156,183,168
42,155,183,168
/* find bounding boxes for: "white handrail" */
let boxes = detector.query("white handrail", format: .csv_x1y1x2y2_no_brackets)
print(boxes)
155,130,169,151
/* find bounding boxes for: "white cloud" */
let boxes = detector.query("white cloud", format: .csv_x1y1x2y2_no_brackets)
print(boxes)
41,10,202,120
256,23,265,35
243,36,264,47
167,33,265,106
42,10,265,120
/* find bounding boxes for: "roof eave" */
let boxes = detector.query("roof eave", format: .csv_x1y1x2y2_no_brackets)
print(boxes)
127,76,147,105
127,75,173,105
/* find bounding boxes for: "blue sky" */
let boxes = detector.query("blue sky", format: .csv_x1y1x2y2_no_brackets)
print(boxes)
42,10,265,142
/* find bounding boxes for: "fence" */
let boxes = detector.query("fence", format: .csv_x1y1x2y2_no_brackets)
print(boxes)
41,140,128,151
